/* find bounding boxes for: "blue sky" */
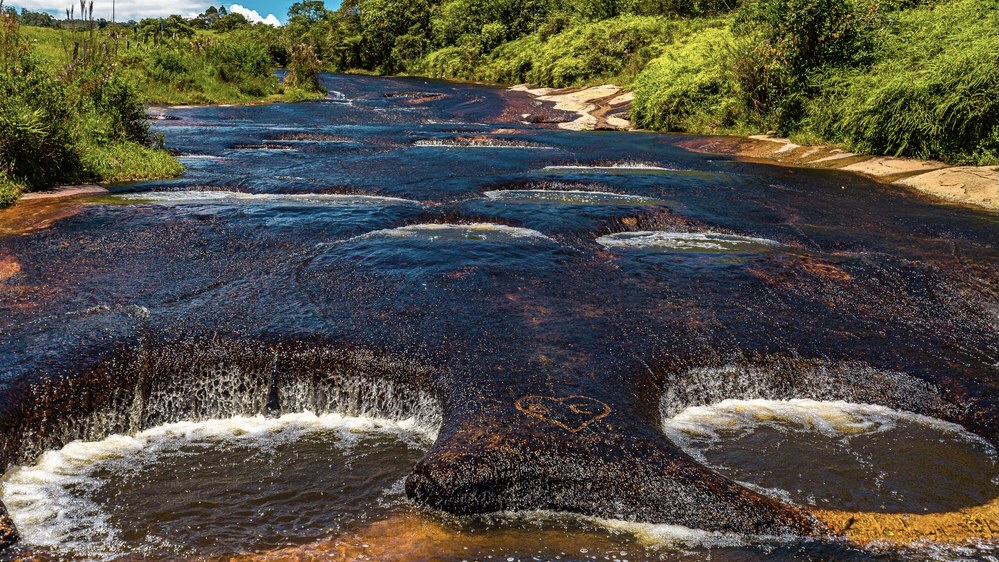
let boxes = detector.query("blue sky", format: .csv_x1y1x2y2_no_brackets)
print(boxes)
10,0,342,23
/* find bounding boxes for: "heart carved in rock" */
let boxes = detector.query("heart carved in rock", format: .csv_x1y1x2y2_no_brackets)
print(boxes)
515,395,612,433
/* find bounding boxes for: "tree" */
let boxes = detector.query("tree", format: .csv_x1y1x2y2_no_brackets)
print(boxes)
288,1,328,23
212,12,250,31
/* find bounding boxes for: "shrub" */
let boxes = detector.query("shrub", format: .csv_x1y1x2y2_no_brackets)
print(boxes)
0,166,26,208
632,25,740,132
285,43,325,92
732,0,864,132
148,49,188,82
801,0,999,163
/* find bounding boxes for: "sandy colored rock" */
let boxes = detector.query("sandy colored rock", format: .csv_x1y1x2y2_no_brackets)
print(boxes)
19,184,107,201
842,157,946,178
896,166,998,210
0,256,20,282
674,134,997,210
812,499,999,546
517,84,633,131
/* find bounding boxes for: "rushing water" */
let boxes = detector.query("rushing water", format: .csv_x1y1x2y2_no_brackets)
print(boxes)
1,74,998,560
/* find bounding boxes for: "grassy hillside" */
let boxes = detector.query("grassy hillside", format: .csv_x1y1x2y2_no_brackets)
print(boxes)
1,10,182,207
1,8,326,207
19,26,322,105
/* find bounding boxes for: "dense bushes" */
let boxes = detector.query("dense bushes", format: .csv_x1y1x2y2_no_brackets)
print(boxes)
630,24,738,132
129,36,282,103
0,7,181,206
631,0,998,164
801,0,998,162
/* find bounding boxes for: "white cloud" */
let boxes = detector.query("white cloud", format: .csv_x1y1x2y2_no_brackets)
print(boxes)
10,0,213,21
10,1,282,25
228,4,281,26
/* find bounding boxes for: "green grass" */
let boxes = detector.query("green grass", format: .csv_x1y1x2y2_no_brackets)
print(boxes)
17,27,322,106
628,0,998,164
78,142,185,182
1,17,184,208
0,169,26,208
629,22,740,133
800,0,999,164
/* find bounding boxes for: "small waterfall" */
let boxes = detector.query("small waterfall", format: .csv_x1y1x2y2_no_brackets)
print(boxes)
657,357,962,423
0,340,442,470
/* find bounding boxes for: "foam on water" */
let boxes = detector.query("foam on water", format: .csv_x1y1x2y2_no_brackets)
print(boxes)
596,231,782,253
483,189,668,206
0,411,434,560
663,399,982,457
413,138,554,150
662,399,998,514
538,511,754,549
542,162,681,174
348,222,554,242
114,191,419,206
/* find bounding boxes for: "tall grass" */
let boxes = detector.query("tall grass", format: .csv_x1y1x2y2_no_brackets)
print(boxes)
0,3,182,207
801,0,998,163
631,0,998,164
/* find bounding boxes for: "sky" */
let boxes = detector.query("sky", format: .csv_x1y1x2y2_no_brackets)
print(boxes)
8,0,342,24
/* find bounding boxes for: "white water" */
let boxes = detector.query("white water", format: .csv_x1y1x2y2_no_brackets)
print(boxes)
114,191,420,206
596,231,782,252
662,399,998,512
0,411,434,560
413,138,553,149
483,189,668,206
542,162,682,173
348,222,554,242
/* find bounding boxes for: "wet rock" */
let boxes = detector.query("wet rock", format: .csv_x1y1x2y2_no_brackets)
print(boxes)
406,395,821,535
0,502,17,550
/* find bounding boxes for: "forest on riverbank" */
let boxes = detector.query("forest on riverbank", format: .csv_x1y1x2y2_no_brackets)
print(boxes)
308,0,997,167
2,0,996,207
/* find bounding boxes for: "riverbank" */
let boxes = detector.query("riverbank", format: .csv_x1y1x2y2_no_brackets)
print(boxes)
517,84,998,211
0,185,109,235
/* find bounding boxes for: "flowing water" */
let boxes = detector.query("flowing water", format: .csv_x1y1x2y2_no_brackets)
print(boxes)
1,74,998,560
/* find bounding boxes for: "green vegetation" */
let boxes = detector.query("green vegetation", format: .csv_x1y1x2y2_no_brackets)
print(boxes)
1,3,327,207
4,0,995,210
1,3,183,206
278,0,995,165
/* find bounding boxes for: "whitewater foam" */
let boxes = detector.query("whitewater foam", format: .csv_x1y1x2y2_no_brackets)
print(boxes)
347,223,554,243
483,189,668,206
413,138,553,149
0,411,434,559
662,399,984,458
114,191,419,206
542,162,681,174
596,231,782,253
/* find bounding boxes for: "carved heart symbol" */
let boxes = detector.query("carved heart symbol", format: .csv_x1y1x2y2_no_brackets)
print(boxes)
515,395,611,433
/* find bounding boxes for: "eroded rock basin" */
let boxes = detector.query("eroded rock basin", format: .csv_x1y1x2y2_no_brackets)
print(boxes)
3,399,995,560
1,74,998,559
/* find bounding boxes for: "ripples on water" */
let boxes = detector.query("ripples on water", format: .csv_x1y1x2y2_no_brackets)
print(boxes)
1,74,998,560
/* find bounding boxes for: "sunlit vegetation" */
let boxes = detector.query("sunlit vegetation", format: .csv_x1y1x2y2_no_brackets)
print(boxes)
3,0,995,208
0,2,182,206
291,0,996,164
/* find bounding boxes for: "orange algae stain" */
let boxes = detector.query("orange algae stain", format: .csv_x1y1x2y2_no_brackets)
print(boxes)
811,499,999,546
231,512,635,562
0,198,84,235
0,257,20,282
